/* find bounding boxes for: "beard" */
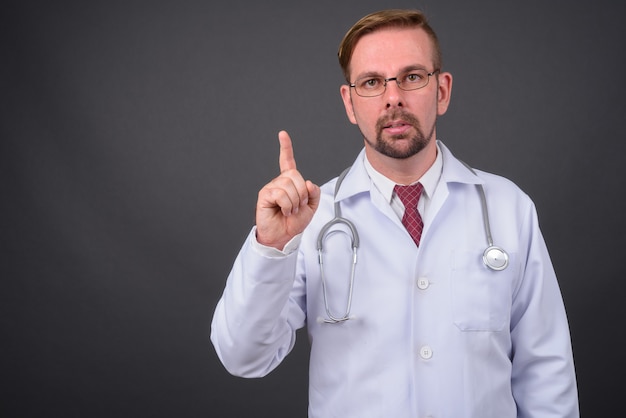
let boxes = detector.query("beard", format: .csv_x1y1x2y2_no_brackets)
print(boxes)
363,110,435,159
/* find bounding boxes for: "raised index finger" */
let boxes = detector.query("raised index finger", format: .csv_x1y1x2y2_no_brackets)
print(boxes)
278,130,297,173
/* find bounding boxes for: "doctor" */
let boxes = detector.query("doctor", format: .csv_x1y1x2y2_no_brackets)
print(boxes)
211,9,579,418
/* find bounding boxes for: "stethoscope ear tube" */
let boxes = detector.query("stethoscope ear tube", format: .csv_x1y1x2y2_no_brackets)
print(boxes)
316,168,360,252
317,168,359,324
317,218,359,323
316,217,359,252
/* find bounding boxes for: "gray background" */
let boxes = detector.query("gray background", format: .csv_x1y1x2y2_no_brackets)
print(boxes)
2,0,625,416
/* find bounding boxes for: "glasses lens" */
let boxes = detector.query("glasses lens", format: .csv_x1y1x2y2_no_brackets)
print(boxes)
398,69,430,91
354,77,385,97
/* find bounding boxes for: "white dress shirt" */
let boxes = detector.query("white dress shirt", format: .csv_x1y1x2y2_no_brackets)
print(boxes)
363,142,442,222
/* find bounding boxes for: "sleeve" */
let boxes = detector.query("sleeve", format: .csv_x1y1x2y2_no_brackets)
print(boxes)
510,202,580,417
210,227,307,378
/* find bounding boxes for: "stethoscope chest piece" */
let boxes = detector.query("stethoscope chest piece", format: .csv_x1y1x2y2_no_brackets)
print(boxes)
483,246,509,271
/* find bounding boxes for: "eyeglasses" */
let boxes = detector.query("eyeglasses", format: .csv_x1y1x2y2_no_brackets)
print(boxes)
350,69,440,97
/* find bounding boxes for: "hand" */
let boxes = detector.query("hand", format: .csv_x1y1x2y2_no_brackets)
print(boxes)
255,131,321,250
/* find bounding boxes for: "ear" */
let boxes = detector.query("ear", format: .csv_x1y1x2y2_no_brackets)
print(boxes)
340,84,358,124
436,71,453,116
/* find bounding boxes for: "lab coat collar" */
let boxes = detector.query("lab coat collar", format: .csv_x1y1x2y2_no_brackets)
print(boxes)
438,141,485,186
334,140,484,203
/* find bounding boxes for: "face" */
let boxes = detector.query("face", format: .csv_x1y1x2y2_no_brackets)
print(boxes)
340,27,452,161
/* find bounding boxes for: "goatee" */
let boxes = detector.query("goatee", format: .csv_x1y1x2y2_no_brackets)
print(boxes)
366,110,435,159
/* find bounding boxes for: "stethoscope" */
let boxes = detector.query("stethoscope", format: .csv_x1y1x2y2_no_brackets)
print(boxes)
316,163,509,324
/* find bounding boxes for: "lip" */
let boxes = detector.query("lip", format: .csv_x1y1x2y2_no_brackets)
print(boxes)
382,120,412,135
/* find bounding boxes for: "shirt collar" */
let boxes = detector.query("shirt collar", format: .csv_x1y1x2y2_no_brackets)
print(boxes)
363,143,444,204
333,141,483,204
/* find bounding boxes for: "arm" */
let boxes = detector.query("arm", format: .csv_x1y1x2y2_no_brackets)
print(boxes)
510,203,579,417
210,229,306,377
210,131,320,377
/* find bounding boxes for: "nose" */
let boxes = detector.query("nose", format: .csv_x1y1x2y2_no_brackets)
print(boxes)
384,78,404,108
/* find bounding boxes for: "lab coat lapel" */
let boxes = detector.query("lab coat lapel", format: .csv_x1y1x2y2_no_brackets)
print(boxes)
331,143,486,241
422,141,485,241
333,150,404,226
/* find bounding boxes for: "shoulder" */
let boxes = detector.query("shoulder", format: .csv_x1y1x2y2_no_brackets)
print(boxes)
439,141,533,205
475,169,532,203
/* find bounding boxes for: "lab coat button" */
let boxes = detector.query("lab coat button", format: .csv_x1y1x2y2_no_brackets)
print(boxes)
419,345,433,360
417,277,430,290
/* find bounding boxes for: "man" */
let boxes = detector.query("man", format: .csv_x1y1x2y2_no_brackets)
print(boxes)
211,9,579,417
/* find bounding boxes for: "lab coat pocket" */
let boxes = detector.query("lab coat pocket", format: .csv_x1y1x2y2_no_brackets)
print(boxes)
451,250,514,332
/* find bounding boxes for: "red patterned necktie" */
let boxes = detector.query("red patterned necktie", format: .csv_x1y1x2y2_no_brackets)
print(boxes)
394,183,424,247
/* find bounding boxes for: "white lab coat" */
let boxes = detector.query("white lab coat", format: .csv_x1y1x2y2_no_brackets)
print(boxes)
211,141,579,418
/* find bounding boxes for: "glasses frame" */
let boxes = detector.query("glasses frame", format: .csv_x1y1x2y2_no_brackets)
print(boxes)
349,69,440,97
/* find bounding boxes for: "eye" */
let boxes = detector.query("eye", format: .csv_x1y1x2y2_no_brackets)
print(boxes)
403,72,425,84
359,77,382,90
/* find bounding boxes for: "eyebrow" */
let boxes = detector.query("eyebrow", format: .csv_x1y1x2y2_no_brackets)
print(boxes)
353,65,429,81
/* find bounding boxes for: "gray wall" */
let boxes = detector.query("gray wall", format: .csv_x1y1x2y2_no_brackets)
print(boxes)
3,0,625,416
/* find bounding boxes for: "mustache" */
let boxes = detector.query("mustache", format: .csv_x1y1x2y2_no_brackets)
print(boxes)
375,110,421,132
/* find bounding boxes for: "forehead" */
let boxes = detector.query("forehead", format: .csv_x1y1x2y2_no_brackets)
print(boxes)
349,27,434,78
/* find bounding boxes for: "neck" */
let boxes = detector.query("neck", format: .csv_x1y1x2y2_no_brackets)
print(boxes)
365,140,438,185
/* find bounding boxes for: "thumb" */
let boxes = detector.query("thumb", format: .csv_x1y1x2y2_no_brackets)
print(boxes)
305,180,321,211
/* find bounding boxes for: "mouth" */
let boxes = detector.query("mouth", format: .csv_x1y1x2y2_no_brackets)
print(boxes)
382,120,412,135
384,120,409,128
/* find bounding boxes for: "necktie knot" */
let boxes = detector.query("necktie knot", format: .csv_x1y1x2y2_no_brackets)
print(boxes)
394,183,424,207
394,183,424,247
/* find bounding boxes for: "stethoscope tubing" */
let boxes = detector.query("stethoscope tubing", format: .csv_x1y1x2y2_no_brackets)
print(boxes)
317,163,509,323
317,168,359,323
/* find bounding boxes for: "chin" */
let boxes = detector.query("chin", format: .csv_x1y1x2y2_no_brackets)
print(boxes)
378,136,430,160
